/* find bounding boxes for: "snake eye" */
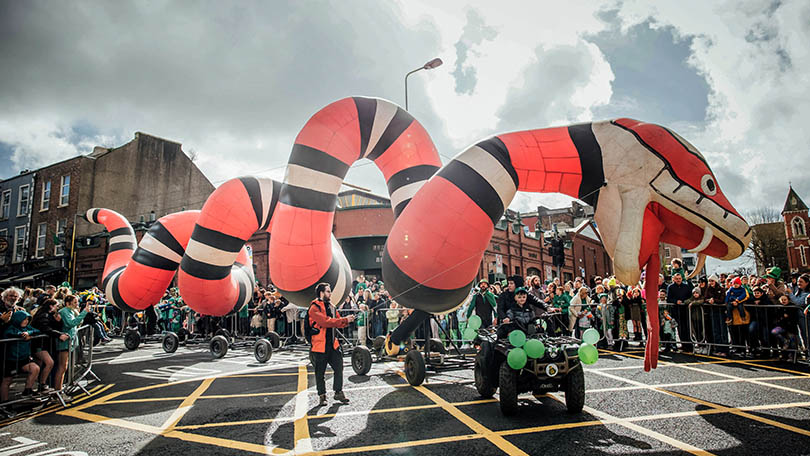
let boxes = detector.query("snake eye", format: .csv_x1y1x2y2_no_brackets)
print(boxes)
701,175,717,196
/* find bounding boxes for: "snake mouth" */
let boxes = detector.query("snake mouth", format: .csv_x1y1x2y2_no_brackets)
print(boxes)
650,168,750,261
653,202,729,259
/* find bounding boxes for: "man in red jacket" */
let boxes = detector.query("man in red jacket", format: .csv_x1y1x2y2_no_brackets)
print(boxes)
309,283,355,406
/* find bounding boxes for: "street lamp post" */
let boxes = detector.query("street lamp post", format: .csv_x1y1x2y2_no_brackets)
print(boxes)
405,57,443,111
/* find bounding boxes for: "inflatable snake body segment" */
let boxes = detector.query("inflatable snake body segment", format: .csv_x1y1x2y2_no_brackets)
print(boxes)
87,97,751,370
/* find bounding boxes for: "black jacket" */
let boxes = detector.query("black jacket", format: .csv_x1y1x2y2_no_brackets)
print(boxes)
497,291,547,321
667,282,693,305
30,308,64,338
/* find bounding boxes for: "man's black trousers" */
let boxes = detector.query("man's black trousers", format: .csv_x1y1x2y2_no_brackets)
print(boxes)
310,346,343,396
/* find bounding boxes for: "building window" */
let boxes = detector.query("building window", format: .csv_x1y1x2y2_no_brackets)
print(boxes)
515,265,520,275
664,247,671,258
55,219,67,256
800,245,808,267
41,181,50,211
0,228,6,265
792,217,806,237
59,175,70,206
0,190,9,219
35,222,47,258
17,184,29,216
13,225,26,263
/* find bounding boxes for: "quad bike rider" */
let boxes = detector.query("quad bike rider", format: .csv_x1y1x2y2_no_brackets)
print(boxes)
475,287,588,415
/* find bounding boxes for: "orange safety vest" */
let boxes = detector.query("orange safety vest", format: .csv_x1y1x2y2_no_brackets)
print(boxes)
309,299,341,353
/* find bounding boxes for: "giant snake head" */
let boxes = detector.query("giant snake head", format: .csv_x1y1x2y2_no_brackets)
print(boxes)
591,119,751,285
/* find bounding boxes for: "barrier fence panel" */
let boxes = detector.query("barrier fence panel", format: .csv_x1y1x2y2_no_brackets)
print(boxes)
0,333,50,413
66,325,99,398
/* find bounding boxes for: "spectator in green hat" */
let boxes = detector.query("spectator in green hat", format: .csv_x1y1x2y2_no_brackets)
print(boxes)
764,267,786,301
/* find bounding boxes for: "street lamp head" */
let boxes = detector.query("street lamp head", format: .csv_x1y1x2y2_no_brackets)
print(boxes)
423,58,443,70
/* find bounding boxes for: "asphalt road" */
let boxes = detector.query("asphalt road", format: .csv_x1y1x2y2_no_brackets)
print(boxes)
2,338,810,455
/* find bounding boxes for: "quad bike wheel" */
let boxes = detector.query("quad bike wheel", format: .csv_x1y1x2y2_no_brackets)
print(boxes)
564,363,585,413
498,361,519,416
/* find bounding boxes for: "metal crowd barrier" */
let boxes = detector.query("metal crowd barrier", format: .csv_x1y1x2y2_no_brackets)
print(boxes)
0,333,50,413
0,323,100,415
684,302,809,362
593,300,809,363
65,325,100,399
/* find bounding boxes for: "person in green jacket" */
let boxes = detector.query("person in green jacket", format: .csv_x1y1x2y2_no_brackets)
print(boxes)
551,284,572,335
467,280,497,327
53,294,87,395
356,304,367,346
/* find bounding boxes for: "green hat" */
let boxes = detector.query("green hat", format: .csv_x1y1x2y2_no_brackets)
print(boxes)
500,280,507,286
765,267,782,280
514,287,528,295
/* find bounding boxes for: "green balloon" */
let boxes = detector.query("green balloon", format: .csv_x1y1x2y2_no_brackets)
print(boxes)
507,348,528,370
582,328,600,345
578,343,599,365
508,330,526,347
524,339,545,359
463,327,477,341
468,314,482,330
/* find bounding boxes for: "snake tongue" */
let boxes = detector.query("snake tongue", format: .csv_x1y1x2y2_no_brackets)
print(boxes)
644,253,660,371
639,204,665,372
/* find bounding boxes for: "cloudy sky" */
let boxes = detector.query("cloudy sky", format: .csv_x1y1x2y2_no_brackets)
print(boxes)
2,0,808,273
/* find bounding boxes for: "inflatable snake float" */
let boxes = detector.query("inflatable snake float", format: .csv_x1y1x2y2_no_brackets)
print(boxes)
86,97,751,370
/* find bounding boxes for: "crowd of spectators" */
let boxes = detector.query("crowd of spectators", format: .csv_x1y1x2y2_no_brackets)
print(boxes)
4,260,807,403
0,284,99,404
324,261,810,362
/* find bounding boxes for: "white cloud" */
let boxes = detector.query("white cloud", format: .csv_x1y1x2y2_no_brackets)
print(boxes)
613,0,810,213
3,0,809,276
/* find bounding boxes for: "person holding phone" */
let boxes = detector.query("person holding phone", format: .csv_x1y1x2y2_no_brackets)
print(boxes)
1,287,24,334
53,294,87,398
308,283,354,406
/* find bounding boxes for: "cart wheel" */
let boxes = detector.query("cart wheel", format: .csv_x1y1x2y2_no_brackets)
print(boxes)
124,330,141,351
474,342,497,398
254,339,273,363
372,335,386,352
162,332,179,353
499,361,519,415
352,345,373,376
265,331,281,349
564,363,585,413
428,338,446,354
215,328,232,342
210,335,229,358
404,350,426,386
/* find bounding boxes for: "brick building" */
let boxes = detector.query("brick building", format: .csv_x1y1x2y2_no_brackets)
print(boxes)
0,170,36,284
0,132,215,287
521,201,593,233
69,133,214,288
570,220,613,285
783,186,810,274
481,209,547,284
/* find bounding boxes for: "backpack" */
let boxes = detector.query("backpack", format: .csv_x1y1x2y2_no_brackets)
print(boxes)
304,304,320,343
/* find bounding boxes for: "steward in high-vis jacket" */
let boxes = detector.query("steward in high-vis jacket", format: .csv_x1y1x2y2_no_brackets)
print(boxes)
309,283,355,406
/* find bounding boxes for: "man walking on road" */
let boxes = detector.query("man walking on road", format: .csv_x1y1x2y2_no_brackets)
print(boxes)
309,283,354,406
